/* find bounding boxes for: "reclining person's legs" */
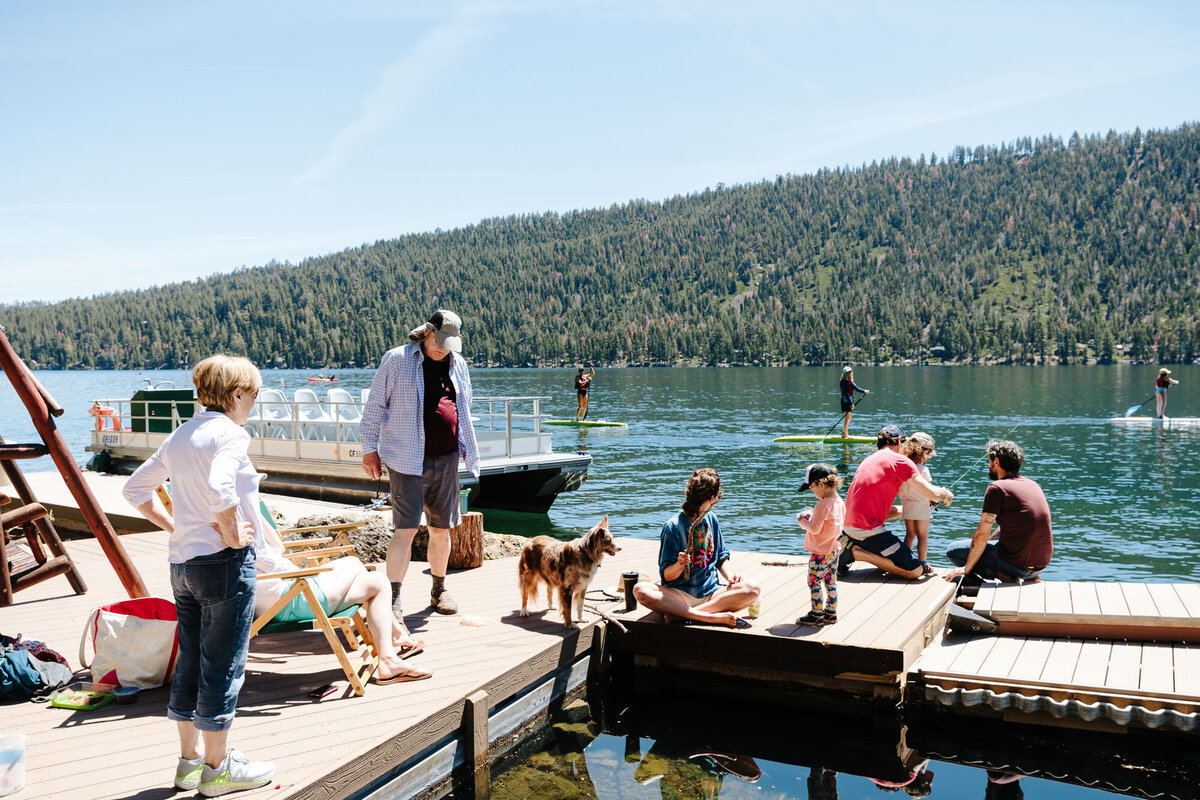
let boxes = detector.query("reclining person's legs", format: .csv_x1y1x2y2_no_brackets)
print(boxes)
315,558,430,682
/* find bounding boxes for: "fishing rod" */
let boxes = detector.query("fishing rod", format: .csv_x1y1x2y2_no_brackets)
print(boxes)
943,419,1025,493
820,391,871,442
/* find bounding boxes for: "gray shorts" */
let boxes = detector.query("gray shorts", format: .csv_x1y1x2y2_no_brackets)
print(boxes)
389,453,462,530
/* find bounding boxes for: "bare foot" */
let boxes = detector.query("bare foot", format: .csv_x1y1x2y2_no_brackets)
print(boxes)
693,611,739,627
391,620,420,650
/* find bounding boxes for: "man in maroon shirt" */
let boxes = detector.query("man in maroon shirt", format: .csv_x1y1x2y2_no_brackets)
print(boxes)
945,439,1052,584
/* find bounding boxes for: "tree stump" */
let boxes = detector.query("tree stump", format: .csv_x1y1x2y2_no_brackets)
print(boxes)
448,512,484,569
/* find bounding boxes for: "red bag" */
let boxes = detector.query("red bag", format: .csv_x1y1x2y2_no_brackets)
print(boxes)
79,597,179,689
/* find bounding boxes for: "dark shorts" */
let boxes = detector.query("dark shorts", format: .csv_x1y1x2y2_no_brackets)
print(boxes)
850,530,920,572
389,452,462,530
577,390,588,397
840,398,854,412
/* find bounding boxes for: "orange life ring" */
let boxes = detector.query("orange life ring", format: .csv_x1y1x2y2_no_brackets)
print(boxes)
89,404,120,431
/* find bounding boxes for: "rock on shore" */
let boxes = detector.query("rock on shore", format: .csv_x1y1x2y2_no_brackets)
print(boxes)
285,511,526,563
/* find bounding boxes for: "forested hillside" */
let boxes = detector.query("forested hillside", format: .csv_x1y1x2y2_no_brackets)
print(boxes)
3,124,1199,369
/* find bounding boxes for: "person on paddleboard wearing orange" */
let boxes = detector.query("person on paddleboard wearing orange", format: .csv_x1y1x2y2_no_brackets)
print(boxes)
839,366,869,438
1155,368,1179,418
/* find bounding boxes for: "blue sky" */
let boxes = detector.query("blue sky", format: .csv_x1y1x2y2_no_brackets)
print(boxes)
2,1,1198,303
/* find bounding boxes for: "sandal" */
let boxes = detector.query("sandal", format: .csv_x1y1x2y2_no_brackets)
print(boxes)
375,664,432,684
396,641,425,660
796,610,825,626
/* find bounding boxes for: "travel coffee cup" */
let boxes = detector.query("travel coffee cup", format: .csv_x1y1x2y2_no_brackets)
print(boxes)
621,571,640,611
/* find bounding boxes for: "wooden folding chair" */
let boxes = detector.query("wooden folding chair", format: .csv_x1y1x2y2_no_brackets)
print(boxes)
250,563,379,697
156,483,378,695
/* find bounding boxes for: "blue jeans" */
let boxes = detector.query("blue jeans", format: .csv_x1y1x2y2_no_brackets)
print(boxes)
168,546,257,732
945,539,1039,581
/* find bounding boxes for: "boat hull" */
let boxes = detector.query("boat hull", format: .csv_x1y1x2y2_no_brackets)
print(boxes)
96,446,590,514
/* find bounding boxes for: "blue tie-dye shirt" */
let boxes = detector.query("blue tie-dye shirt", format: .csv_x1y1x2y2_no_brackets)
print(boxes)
657,510,730,598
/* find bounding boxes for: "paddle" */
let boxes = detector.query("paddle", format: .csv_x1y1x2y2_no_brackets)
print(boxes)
1124,393,1156,418
820,391,870,442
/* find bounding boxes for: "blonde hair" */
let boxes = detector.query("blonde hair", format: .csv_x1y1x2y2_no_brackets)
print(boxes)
193,355,261,412
811,472,843,497
902,431,936,463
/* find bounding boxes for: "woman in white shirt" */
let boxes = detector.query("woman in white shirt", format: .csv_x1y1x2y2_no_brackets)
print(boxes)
123,355,274,797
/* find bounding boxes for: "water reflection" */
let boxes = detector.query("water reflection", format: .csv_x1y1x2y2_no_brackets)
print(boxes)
472,684,1199,800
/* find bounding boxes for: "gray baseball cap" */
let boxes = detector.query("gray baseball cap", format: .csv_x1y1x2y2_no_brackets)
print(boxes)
429,310,463,353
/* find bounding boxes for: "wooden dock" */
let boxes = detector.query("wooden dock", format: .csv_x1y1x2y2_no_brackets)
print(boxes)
909,581,1200,732
970,579,1200,641
3,526,959,799
610,554,957,701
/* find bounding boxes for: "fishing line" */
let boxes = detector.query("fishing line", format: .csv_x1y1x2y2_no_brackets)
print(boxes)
944,419,1026,492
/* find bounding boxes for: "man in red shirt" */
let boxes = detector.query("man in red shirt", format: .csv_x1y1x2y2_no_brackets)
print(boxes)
944,440,1052,584
839,424,954,579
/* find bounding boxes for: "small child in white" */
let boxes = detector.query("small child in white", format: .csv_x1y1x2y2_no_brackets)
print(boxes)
900,431,938,576
795,463,846,626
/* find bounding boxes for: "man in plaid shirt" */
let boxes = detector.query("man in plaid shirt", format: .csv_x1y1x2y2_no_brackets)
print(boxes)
361,310,481,648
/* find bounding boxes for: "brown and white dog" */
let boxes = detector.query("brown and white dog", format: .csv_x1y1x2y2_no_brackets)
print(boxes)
518,515,620,628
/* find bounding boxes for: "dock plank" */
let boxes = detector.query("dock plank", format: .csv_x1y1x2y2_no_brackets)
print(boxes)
1072,641,1113,687
1017,581,1045,615
1039,639,1084,685
1043,581,1072,616
988,583,1023,616
914,633,976,673
1069,582,1102,618
1122,583,1159,618
1095,582,1131,617
973,584,996,616
1146,583,1191,621
1139,644,1174,694
945,634,999,675
977,636,1026,679
1172,645,1200,696
1104,642,1144,693
1006,638,1054,683
1173,583,1200,619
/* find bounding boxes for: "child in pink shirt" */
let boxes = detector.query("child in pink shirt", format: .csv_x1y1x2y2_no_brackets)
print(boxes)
795,463,846,626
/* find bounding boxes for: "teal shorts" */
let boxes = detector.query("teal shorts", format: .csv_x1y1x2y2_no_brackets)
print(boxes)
272,579,330,623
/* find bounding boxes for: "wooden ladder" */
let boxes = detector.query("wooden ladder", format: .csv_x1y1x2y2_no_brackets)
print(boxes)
0,327,147,605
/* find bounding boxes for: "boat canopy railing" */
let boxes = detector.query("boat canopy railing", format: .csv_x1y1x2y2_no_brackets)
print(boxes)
473,396,550,458
90,394,553,460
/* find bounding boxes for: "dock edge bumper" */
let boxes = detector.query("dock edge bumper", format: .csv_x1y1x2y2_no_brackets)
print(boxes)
923,684,1200,732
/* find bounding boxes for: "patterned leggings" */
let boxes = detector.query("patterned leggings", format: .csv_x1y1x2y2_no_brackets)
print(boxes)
808,549,839,614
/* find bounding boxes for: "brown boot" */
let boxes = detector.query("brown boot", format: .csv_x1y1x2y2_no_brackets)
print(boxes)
430,591,458,615
429,575,457,614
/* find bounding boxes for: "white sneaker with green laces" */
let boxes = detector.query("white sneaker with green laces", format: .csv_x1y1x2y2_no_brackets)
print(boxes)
198,749,275,797
174,756,204,790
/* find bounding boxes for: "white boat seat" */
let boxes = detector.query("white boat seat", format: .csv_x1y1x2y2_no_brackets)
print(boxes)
252,388,294,439
327,387,361,442
294,388,335,441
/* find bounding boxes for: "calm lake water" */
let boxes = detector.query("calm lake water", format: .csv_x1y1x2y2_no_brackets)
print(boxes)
466,688,1173,800
2,365,1198,582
